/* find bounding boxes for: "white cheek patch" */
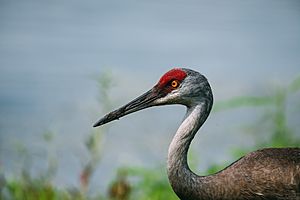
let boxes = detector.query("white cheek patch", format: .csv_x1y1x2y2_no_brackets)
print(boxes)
154,92,180,105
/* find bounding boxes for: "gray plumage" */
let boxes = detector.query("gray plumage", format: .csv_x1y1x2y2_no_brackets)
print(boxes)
94,68,300,200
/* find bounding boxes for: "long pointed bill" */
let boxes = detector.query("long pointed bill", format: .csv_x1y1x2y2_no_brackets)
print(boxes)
93,87,163,127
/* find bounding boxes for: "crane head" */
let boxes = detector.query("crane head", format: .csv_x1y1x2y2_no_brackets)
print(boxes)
93,68,212,127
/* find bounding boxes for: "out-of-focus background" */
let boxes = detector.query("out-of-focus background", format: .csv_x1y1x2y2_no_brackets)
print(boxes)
1,0,300,199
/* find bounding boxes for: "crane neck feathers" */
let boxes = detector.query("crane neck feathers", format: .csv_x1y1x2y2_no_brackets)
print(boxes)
167,99,212,199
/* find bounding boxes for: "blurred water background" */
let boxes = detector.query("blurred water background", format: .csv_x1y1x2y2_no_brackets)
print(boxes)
1,0,300,196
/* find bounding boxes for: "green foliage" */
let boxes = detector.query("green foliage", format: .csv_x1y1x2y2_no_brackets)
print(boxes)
213,96,274,112
288,75,300,93
2,173,73,200
116,167,178,200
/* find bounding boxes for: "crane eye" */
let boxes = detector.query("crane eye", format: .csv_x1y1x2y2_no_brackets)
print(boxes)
171,80,180,88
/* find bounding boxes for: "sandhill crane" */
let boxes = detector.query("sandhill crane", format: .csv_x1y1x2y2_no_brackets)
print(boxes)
94,68,300,200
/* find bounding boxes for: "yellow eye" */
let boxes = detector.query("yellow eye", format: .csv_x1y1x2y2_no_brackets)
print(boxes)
171,80,179,88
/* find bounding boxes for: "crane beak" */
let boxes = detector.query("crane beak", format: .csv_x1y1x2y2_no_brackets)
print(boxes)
93,86,163,127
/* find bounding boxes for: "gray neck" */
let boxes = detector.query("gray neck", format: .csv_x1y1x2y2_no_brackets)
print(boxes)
167,100,212,200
